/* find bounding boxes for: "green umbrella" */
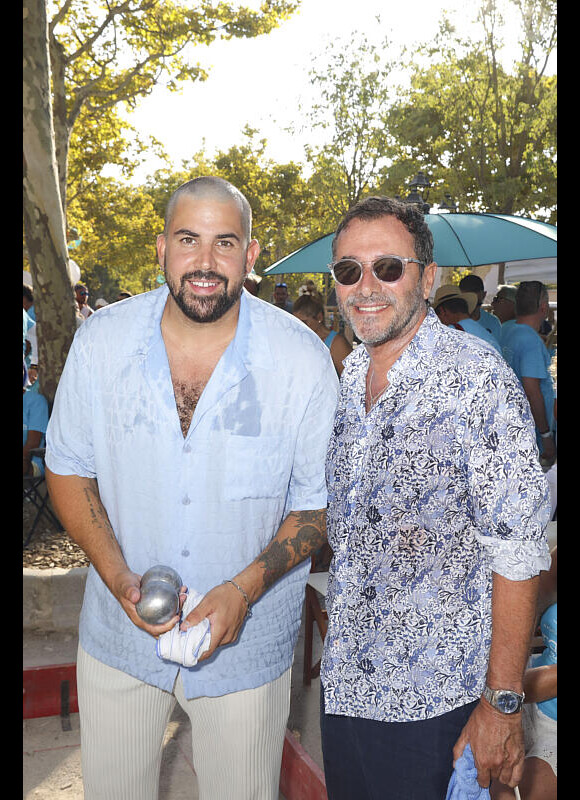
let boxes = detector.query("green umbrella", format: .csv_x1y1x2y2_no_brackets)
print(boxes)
262,213,557,275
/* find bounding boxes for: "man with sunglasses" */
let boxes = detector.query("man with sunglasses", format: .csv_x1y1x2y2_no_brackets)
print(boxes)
74,282,94,319
320,196,551,799
491,284,517,325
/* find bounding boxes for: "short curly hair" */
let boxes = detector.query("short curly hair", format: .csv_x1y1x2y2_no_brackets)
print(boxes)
331,196,434,270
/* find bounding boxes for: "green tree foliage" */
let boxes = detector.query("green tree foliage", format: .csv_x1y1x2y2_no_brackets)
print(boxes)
298,31,398,229
387,0,556,218
68,177,165,300
48,0,299,214
74,126,319,301
144,126,319,260
24,0,298,401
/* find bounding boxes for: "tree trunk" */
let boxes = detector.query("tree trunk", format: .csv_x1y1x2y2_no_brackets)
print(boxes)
23,0,77,405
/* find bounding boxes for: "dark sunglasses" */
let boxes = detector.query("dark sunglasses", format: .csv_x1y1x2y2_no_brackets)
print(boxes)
329,255,424,287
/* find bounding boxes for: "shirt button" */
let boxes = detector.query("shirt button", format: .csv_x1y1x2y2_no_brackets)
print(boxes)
184,444,191,453
182,495,191,505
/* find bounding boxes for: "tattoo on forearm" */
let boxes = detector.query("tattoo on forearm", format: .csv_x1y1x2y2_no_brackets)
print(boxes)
82,484,117,543
258,510,326,590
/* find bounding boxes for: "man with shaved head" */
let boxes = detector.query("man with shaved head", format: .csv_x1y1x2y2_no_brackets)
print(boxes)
45,176,339,799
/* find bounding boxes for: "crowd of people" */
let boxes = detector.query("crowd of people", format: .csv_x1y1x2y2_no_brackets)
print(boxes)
23,283,133,477
24,177,556,800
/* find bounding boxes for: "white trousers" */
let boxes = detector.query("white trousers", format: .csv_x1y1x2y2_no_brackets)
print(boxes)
76,644,291,800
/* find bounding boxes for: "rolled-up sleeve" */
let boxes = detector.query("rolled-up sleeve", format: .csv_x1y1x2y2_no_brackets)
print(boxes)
287,363,339,511
45,334,97,479
463,366,552,579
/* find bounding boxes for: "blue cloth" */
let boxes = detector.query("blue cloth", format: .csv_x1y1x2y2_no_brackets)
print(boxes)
500,321,555,447
322,309,551,723
324,329,338,349
23,308,34,354
446,744,490,800
46,286,339,699
478,308,502,342
501,318,517,336
23,388,49,475
533,602,557,720
450,318,503,355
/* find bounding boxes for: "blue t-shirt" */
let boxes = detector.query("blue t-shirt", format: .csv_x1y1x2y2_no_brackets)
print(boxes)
501,322,554,442
451,318,503,355
478,308,502,342
501,318,517,336
23,388,49,475
23,309,34,354
532,602,556,720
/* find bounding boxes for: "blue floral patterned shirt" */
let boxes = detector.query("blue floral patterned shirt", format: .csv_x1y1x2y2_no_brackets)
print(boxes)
321,309,551,723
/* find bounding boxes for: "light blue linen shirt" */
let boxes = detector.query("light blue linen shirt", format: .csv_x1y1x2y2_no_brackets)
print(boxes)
46,286,339,698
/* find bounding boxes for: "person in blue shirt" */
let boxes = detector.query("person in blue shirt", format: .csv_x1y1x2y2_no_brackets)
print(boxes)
500,281,556,464
490,285,517,325
45,176,339,800
23,382,48,476
460,273,502,342
432,284,503,355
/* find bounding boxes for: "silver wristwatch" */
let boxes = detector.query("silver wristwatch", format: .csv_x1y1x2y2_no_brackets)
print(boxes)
482,686,525,714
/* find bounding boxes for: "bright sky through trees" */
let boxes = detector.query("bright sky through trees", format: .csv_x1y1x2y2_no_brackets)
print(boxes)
117,0,555,182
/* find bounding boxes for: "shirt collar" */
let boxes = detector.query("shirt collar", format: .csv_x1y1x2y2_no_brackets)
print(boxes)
342,308,445,410
136,285,274,370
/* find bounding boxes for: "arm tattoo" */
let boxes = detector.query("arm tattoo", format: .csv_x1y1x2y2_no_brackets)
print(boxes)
258,509,326,590
82,483,117,544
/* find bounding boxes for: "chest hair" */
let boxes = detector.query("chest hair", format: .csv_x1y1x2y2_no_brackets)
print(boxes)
172,378,207,437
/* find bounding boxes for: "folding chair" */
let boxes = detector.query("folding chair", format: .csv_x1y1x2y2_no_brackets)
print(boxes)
23,448,63,548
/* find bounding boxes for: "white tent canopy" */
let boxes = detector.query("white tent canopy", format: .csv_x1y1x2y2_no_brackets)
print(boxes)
504,258,557,285
429,259,557,306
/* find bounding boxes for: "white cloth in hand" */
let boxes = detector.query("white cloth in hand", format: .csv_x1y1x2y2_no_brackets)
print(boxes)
156,589,211,667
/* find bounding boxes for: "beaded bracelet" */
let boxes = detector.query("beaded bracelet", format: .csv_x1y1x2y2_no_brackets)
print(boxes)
222,579,252,619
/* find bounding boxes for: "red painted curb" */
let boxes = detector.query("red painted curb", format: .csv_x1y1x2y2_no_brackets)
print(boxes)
23,664,327,799
23,663,78,720
280,729,327,800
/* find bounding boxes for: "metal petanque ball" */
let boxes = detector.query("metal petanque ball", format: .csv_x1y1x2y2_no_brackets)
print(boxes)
136,565,183,625
140,565,183,594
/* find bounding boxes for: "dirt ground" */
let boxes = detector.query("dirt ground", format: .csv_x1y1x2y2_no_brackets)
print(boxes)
23,496,89,570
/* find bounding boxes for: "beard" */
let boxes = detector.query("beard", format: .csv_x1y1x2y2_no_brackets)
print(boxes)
164,261,247,323
337,278,426,346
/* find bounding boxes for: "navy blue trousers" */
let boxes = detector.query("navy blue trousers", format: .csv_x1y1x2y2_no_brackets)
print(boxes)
320,687,478,800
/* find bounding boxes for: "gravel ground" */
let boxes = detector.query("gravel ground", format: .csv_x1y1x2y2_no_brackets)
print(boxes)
23,497,89,570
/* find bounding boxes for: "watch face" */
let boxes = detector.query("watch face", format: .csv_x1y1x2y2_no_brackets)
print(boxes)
496,691,520,713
